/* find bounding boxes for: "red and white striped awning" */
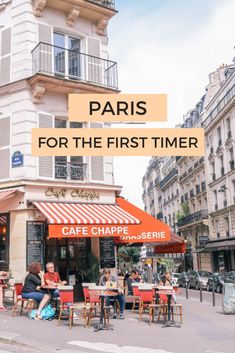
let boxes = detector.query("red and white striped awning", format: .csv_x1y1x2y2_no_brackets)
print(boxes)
0,216,6,225
33,202,141,225
0,189,17,202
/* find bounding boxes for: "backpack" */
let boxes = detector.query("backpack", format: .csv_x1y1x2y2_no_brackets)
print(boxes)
29,304,55,320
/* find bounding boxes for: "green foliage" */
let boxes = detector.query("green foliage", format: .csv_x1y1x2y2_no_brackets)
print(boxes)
83,253,100,284
118,246,141,264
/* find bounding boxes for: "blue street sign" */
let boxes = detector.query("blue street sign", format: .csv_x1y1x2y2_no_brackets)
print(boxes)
12,151,24,168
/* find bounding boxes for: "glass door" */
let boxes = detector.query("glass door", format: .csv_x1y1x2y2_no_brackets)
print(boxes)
54,33,66,77
53,33,80,79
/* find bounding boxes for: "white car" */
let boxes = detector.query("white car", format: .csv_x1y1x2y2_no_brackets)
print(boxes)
172,273,180,286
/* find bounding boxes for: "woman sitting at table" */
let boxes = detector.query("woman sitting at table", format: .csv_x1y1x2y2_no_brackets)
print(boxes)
22,262,50,320
99,268,125,319
161,272,176,303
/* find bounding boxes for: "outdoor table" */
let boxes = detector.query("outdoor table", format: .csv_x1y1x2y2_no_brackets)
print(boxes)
155,286,181,328
94,290,118,332
41,284,60,317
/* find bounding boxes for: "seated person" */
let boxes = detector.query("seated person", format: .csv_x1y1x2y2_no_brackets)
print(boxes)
0,271,8,311
126,270,140,295
44,262,67,298
99,268,125,319
22,262,50,320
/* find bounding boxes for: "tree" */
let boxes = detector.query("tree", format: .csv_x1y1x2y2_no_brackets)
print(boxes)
118,246,141,264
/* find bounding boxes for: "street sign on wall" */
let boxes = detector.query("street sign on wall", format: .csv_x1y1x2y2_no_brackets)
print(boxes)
12,151,24,168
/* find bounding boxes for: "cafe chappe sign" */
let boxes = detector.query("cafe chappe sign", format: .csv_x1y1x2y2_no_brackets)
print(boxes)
45,187,100,200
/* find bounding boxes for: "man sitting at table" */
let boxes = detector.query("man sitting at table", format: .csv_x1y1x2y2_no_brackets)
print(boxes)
99,268,125,319
127,270,141,295
44,262,67,298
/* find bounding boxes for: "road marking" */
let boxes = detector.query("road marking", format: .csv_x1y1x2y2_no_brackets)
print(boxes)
68,341,174,353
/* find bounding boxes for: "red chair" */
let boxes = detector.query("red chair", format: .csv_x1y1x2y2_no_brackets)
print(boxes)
57,286,87,329
157,293,168,322
138,286,156,323
87,287,110,328
132,284,140,312
82,283,95,304
12,283,37,317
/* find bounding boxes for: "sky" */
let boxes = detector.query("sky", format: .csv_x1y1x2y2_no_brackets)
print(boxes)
107,0,235,208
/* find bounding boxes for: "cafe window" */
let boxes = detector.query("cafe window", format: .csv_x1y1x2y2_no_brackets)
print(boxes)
0,214,9,270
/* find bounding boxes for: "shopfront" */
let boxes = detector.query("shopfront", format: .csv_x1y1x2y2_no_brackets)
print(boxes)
205,238,235,272
0,183,171,296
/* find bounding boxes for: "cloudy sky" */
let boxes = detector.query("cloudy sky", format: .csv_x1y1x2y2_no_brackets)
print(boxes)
108,0,235,208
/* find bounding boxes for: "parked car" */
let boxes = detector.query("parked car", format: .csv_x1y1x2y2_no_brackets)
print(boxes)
177,272,190,287
224,271,235,283
171,272,181,286
188,271,211,290
206,273,224,293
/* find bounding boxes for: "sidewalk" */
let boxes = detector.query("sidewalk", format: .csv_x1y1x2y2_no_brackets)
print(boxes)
0,297,235,353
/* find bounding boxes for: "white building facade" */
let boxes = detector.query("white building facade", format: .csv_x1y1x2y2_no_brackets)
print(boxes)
0,0,121,288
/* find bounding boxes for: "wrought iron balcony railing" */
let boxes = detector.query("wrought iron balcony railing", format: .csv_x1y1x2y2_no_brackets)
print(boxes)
88,0,115,9
178,209,208,227
160,168,178,189
32,42,118,90
55,162,87,181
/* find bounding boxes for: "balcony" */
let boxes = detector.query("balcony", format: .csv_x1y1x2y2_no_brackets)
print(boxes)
32,0,116,24
55,162,87,181
88,0,115,9
159,168,178,189
204,82,235,128
30,42,118,99
178,209,208,227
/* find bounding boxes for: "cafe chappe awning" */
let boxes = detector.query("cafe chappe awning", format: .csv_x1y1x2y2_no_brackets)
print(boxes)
154,232,186,254
33,197,171,243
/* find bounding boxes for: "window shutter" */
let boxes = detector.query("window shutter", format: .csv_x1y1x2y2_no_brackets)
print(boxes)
37,24,52,74
38,114,53,177
0,57,10,85
1,28,11,56
38,24,52,44
87,38,102,85
0,117,10,147
0,149,10,179
90,122,104,181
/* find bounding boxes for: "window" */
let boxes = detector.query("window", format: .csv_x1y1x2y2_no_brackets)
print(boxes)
217,126,222,146
214,190,218,210
220,156,224,176
229,148,234,170
54,33,81,78
0,214,9,269
226,117,231,138
54,118,84,180
224,217,230,237
215,220,220,238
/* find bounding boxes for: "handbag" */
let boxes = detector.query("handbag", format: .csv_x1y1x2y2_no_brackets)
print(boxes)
28,304,55,320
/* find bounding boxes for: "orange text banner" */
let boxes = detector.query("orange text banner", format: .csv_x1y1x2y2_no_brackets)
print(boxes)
68,94,167,122
32,128,204,156
48,224,170,242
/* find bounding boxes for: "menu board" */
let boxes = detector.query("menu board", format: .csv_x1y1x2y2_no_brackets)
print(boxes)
26,221,45,269
99,237,116,269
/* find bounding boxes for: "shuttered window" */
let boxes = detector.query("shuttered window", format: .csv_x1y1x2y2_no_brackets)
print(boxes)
38,114,53,178
0,117,10,148
37,24,52,74
0,28,11,85
90,122,104,181
0,149,10,179
87,38,102,85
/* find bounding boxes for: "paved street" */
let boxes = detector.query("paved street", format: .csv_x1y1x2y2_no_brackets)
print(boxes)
0,293,235,353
